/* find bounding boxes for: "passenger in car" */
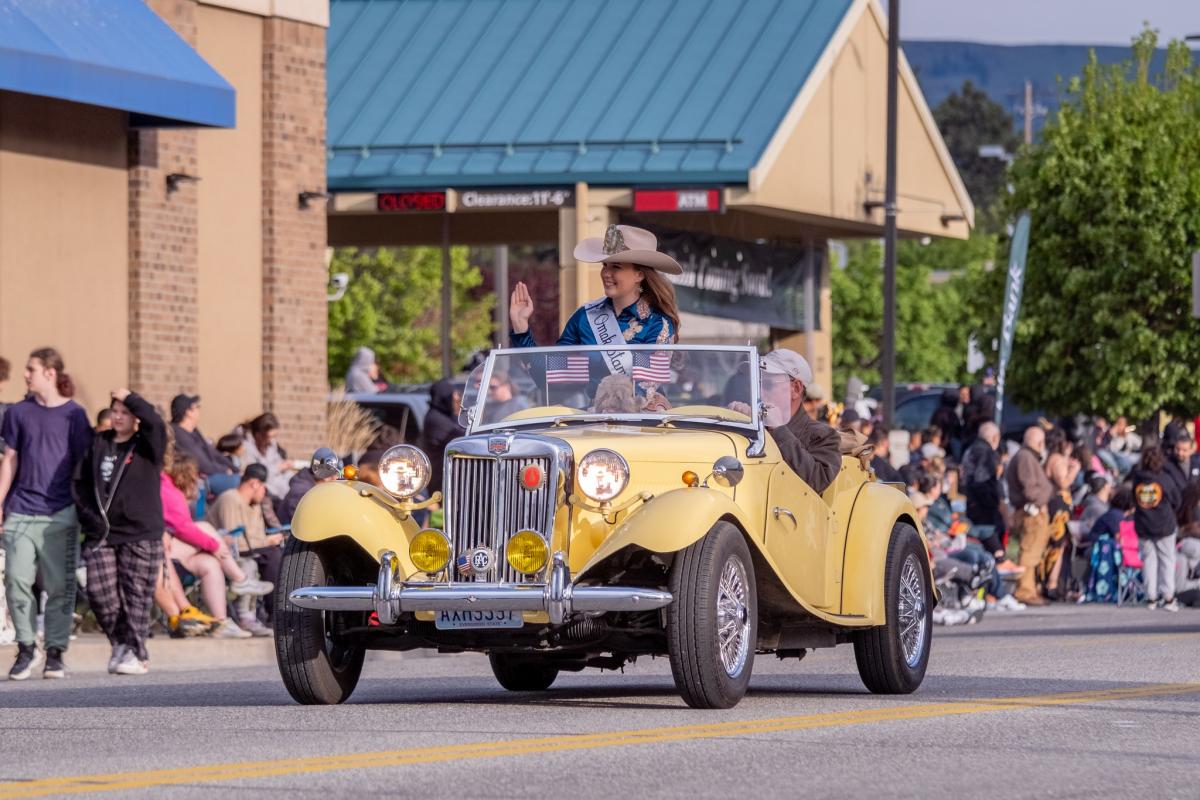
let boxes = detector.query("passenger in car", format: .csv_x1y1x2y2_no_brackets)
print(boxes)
508,224,681,354
758,350,842,494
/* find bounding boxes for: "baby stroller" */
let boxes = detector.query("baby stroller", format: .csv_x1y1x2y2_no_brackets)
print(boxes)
932,554,993,625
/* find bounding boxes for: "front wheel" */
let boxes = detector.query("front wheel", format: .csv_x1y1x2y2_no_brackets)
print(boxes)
274,538,366,705
488,653,559,691
667,522,757,709
853,522,933,694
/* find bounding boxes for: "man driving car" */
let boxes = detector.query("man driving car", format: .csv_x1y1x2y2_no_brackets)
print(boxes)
758,350,842,494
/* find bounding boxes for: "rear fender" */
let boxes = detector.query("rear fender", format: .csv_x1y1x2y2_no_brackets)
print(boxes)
840,481,932,622
290,480,422,578
575,487,753,579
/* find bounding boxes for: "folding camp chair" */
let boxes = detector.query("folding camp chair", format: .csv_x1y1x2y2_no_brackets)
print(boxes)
1116,520,1145,606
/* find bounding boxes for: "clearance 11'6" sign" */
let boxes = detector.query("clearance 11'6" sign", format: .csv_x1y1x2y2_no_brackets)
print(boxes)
372,188,723,213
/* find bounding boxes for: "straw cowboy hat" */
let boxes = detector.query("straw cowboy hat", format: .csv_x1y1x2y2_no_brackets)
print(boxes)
573,224,683,275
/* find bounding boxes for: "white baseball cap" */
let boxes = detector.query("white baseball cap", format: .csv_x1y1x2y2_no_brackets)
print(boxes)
921,443,946,460
760,349,814,385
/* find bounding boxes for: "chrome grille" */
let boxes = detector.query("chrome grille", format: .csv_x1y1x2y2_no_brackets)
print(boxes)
445,454,555,583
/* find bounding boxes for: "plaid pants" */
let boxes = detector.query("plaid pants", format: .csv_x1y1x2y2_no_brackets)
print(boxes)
83,538,163,662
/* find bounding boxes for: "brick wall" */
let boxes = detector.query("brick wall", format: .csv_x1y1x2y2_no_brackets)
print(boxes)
261,17,328,456
127,0,200,410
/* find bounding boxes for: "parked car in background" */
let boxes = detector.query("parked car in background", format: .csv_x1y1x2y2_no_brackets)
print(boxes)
887,388,1047,443
344,391,429,444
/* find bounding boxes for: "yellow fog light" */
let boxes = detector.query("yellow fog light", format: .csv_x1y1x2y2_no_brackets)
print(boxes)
409,529,450,574
506,531,549,575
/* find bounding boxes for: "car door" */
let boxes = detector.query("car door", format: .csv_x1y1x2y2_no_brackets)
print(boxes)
763,462,836,609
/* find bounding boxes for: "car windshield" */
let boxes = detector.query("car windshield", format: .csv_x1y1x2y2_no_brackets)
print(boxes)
461,345,761,433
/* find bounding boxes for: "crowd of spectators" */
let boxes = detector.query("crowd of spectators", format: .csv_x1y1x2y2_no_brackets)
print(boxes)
0,347,315,679
838,382,1200,625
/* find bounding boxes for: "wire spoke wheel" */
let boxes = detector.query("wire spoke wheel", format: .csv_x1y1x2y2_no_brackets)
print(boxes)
896,554,928,668
715,558,751,678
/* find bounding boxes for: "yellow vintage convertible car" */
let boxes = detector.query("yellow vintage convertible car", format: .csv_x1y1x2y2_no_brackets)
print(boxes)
276,345,934,708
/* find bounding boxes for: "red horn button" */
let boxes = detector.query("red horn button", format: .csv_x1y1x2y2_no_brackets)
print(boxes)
521,464,544,490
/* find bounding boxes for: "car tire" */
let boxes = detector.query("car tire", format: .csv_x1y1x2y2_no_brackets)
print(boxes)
667,521,757,709
853,522,932,694
274,538,366,705
488,653,559,691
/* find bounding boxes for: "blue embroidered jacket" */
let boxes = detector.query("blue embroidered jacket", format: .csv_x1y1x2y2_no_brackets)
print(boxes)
509,297,675,348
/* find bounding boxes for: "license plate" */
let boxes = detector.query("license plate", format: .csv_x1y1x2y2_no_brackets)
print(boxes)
435,610,524,630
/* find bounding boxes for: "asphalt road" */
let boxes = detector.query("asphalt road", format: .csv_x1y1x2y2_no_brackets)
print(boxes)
1,604,1198,799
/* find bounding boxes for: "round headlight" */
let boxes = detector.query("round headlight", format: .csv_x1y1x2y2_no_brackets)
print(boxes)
576,449,629,503
506,531,549,575
409,529,450,574
379,445,431,498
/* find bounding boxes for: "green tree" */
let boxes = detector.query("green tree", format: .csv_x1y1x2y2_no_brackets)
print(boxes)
969,31,1200,420
933,80,1022,228
831,233,995,397
327,247,495,385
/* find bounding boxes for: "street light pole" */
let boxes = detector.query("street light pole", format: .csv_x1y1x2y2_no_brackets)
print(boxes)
881,0,899,427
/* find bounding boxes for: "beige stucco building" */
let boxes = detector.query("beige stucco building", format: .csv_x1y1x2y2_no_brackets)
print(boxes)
0,0,330,455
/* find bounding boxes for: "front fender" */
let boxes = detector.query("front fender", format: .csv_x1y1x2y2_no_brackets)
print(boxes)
840,481,931,623
575,487,752,579
290,480,422,578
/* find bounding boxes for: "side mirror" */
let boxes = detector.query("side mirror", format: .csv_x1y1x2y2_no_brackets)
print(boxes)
310,447,343,480
710,455,744,487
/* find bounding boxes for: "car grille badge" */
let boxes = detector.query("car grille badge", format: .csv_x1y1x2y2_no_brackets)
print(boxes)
457,546,494,577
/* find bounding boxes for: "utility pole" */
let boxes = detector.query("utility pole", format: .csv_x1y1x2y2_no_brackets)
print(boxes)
441,215,452,378
494,245,509,347
1024,80,1033,145
881,0,899,427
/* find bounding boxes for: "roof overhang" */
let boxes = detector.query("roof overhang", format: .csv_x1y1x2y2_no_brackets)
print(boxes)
0,0,236,128
741,0,973,239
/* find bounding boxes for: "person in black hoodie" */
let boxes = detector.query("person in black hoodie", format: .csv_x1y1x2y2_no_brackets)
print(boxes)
421,379,463,497
930,388,964,460
75,389,167,675
1131,444,1182,611
962,385,996,446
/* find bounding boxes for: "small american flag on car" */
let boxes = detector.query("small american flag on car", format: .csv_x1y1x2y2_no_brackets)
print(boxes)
546,354,590,384
632,351,672,383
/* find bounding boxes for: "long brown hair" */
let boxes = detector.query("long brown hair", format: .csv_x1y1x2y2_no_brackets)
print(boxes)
29,347,75,398
639,269,681,341
167,454,200,499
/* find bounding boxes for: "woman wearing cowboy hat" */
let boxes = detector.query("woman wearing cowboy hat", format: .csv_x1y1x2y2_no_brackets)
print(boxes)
509,224,682,349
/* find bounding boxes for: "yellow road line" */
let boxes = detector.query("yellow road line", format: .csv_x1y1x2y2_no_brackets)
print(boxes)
1,682,1196,798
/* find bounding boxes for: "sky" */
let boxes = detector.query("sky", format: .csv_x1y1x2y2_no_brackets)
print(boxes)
893,0,1198,46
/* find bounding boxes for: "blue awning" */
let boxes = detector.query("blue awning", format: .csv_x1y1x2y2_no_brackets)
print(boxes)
0,0,235,128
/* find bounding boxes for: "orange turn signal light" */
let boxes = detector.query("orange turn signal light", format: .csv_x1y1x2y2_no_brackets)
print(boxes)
682,470,699,488
343,464,358,480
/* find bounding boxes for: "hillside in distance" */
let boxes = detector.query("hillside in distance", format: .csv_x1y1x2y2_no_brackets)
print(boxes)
903,40,1169,134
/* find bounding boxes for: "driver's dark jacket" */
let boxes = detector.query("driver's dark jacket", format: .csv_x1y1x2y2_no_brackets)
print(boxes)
769,409,842,494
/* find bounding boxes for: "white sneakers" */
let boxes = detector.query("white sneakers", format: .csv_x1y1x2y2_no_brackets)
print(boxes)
994,594,1027,612
113,650,148,676
238,616,272,637
107,644,128,674
212,618,253,639
230,577,274,597
932,607,973,625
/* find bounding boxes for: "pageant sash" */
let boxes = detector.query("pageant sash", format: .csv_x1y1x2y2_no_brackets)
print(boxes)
584,299,632,377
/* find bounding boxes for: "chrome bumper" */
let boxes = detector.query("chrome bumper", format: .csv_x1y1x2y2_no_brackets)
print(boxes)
288,551,673,625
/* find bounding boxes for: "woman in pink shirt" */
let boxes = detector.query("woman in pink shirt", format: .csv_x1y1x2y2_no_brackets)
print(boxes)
160,452,272,638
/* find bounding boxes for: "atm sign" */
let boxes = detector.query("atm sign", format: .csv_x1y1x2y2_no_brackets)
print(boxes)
376,191,447,212
633,189,722,213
